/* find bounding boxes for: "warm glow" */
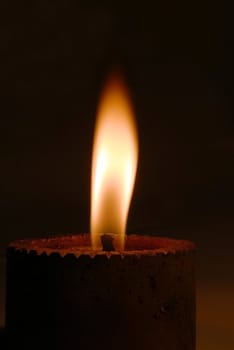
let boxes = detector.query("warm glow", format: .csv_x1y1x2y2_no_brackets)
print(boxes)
91,73,138,250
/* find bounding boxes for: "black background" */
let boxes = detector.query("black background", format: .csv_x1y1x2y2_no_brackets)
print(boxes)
0,1,233,348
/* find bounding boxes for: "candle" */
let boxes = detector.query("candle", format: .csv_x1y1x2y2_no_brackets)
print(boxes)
6,72,195,350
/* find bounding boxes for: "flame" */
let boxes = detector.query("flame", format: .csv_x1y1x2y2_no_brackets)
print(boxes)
91,73,138,250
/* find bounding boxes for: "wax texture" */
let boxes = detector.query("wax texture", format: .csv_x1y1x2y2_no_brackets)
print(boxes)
6,235,195,350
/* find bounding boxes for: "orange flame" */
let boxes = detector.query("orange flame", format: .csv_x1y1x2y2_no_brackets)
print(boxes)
91,73,138,250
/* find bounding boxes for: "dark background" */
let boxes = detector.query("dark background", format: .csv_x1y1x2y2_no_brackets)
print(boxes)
0,1,233,349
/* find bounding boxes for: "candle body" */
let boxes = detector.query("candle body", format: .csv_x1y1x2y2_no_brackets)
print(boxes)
6,235,195,350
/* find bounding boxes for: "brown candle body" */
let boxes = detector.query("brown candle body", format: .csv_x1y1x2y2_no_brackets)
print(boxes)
6,235,195,350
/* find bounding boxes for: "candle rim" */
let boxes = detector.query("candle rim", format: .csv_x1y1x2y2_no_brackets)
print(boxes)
8,234,196,258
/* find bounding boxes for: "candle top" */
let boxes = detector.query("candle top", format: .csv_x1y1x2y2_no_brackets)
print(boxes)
8,234,195,258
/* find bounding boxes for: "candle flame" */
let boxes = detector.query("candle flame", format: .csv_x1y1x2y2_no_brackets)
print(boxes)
91,73,138,250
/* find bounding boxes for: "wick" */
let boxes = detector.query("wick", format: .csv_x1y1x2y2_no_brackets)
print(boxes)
101,234,115,251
